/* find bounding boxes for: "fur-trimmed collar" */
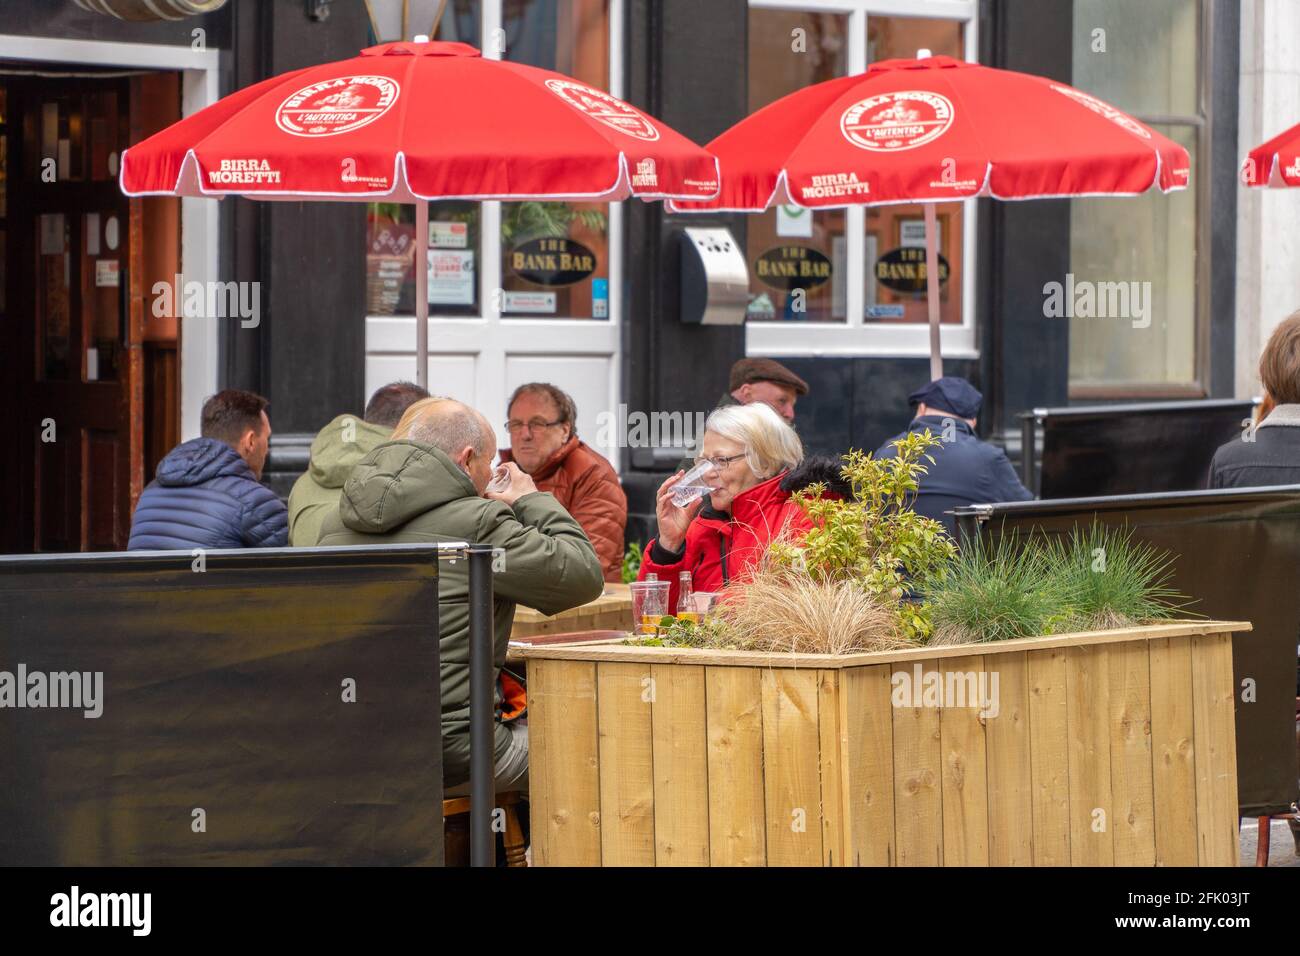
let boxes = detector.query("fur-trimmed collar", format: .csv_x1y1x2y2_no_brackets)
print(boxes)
779,456,853,498
1257,403,1300,428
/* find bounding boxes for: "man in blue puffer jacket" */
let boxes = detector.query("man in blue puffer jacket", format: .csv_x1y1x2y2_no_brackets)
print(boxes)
128,389,288,550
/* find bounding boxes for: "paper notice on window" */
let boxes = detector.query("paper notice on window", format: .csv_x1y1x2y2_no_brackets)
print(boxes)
503,291,557,314
427,249,475,305
95,259,120,288
776,203,814,239
430,221,468,249
900,219,939,249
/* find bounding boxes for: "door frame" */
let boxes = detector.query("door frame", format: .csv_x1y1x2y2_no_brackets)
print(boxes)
0,34,222,441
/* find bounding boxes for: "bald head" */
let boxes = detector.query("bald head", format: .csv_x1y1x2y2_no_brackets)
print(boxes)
393,398,497,494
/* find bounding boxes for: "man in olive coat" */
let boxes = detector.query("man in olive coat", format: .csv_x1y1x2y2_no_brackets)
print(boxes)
317,398,604,792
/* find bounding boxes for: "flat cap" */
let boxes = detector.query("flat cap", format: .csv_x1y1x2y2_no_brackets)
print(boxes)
908,376,982,419
729,357,809,396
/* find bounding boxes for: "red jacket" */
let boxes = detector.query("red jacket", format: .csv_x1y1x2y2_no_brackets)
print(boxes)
502,437,627,582
638,469,814,610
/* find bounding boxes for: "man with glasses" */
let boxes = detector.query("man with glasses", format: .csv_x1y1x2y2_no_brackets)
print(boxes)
499,382,627,582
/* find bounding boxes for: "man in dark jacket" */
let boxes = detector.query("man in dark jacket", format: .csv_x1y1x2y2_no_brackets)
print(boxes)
317,397,604,793
128,389,288,550
875,377,1033,538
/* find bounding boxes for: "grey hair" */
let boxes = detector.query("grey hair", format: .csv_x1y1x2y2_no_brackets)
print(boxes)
396,399,489,459
705,402,802,480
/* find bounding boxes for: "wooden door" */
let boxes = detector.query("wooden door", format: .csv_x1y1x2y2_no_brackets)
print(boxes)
3,75,142,552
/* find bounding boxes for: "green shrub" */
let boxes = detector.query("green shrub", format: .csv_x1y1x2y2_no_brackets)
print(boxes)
923,533,1074,645
1043,522,1192,630
767,432,957,642
620,540,642,585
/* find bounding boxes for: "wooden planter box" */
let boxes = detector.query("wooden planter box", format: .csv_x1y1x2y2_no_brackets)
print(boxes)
519,620,1249,866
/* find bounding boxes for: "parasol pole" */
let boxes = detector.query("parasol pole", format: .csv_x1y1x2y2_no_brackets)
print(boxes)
924,201,942,382
916,47,942,382
415,198,429,389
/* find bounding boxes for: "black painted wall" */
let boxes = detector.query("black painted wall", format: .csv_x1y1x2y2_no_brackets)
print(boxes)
219,1,371,496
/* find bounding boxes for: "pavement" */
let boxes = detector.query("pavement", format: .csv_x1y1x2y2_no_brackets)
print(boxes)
1238,815,1300,867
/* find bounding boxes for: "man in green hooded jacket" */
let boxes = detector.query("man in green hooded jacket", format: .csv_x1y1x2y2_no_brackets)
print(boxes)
318,397,604,791
287,382,430,547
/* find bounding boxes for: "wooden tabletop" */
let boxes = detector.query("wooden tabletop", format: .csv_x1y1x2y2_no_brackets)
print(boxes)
511,582,633,639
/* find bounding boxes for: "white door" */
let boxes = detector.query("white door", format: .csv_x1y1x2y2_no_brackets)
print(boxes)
363,0,625,468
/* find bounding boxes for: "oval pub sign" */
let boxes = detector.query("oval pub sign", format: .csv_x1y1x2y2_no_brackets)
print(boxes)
875,246,950,294
754,245,832,292
510,237,597,287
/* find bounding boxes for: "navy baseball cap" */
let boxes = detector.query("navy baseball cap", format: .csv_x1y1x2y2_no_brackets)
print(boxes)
908,376,982,419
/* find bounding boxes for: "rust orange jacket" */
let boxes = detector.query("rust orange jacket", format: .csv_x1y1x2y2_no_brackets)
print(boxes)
502,437,627,582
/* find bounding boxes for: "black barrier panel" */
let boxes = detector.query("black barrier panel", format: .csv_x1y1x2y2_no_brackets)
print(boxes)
1020,399,1257,499
0,545,443,866
954,487,1300,818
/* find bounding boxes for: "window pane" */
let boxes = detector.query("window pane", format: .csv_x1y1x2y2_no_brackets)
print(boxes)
1072,0,1199,118
366,201,481,317
864,17,966,326
1067,125,1197,390
865,203,963,325
502,0,610,319
747,9,849,323
867,13,963,63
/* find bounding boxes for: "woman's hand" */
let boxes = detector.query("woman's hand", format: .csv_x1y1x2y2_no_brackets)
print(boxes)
654,471,705,553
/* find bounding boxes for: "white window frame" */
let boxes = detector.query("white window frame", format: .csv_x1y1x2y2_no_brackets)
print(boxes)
745,0,980,359
366,0,623,466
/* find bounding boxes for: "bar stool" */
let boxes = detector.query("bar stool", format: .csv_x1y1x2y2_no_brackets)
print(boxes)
442,791,528,867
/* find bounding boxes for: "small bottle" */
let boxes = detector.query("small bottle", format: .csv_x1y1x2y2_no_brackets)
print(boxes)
676,571,699,623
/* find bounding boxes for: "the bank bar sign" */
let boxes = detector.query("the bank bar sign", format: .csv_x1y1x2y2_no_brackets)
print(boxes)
510,237,597,287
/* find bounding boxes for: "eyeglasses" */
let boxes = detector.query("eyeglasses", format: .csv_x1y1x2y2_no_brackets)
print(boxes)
693,453,746,471
505,418,564,435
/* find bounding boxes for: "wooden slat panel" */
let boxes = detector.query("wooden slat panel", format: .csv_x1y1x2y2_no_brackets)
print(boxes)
986,651,1033,866
891,660,943,866
1108,640,1155,866
817,670,844,866
529,659,601,866
651,663,709,866
526,659,552,866
1066,645,1114,866
705,667,766,866
939,655,990,866
1149,636,1198,866
1027,647,1070,865
840,664,895,866
1192,633,1240,866
761,668,822,866
596,662,655,866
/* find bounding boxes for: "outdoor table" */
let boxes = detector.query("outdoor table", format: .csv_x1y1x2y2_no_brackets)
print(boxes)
511,583,633,641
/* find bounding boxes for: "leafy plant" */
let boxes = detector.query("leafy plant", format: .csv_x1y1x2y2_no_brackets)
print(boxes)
620,541,642,585
923,532,1075,645
1042,522,1193,631
501,201,607,244
767,432,957,641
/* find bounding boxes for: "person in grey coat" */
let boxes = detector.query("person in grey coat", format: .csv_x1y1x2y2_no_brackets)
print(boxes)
1210,311,1300,489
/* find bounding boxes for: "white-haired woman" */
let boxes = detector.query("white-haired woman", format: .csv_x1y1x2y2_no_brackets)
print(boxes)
638,401,846,609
